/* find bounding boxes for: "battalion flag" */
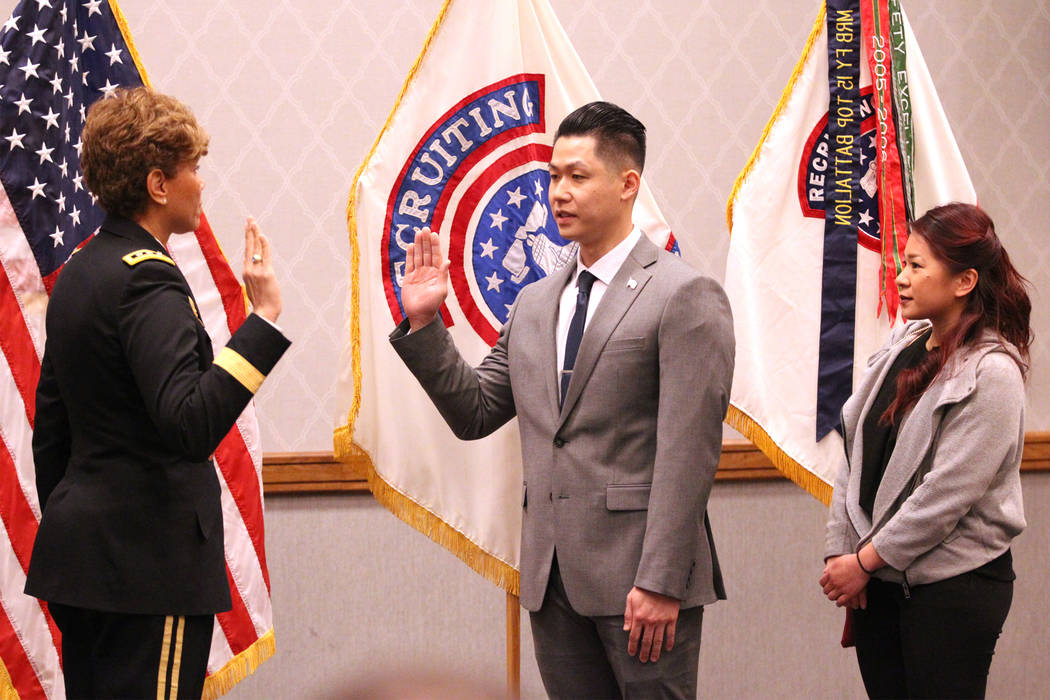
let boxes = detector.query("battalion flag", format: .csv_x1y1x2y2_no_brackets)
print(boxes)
0,1,273,697
724,0,975,503
334,0,675,591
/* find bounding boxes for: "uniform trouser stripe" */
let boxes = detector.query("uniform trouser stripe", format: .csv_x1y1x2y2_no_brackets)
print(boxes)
169,616,186,700
157,616,173,700
156,615,188,699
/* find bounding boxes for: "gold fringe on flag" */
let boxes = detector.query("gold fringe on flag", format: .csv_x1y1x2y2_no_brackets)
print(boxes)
201,629,276,700
107,0,153,87
334,440,521,594
339,0,455,447
332,0,520,594
726,406,832,505
367,465,521,594
722,3,835,506
0,657,16,700
726,3,826,232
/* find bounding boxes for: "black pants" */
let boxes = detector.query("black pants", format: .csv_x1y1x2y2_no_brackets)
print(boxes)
852,572,1012,699
49,603,214,700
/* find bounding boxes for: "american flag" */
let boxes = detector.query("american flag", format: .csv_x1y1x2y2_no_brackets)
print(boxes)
0,1,275,698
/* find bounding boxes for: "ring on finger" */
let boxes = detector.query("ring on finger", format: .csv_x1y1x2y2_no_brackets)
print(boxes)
251,254,263,264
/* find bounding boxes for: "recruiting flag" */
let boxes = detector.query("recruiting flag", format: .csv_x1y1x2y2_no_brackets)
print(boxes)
334,0,675,591
724,0,975,503
0,1,273,697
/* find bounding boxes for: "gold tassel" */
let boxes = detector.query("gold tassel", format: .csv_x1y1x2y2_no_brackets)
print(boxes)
365,458,521,595
336,0,456,445
332,425,357,462
107,0,153,88
334,0,519,595
0,657,18,700
109,1,254,316
725,406,833,505
201,629,276,700
725,3,826,232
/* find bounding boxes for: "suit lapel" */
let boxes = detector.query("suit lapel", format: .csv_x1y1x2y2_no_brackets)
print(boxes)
557,237,658,426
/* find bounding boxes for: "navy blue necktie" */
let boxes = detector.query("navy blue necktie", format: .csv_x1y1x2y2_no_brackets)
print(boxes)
560,271,597,408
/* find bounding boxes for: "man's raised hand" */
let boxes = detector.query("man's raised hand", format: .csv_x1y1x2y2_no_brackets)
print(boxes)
401,228,450,331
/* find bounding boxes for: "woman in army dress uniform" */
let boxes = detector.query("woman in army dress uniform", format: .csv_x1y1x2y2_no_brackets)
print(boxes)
25,87,290,699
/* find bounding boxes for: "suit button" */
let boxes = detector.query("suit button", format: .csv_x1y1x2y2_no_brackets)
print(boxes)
553,437,565,448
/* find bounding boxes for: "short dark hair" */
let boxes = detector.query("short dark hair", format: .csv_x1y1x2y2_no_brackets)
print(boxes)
81,87,208,218
554,101,646,172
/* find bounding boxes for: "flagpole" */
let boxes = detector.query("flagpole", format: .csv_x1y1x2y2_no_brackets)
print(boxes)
506,593,521,699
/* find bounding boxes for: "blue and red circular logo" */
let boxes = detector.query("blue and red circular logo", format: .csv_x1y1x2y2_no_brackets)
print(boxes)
382,74,581,346
797,86,881,252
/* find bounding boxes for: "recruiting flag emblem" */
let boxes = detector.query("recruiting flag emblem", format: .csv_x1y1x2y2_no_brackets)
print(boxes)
335,0,674,590
724,0,976,502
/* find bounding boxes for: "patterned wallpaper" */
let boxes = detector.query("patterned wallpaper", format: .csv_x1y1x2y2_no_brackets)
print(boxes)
116,0,1050,450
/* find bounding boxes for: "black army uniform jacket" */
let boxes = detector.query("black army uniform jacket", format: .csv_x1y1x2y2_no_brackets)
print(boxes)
25,216,289,615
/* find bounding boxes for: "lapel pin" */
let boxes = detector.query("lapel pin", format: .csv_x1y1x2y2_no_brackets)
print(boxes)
626,277,637,289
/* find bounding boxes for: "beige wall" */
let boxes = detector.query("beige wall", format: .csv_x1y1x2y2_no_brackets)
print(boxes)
115,0,1049,697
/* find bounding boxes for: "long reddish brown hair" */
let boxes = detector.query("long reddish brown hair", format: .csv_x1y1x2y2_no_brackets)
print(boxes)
882,202,1032,425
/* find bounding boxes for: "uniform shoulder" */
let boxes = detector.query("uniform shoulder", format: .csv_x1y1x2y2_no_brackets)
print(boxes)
121,248,176,268
72,236,181,282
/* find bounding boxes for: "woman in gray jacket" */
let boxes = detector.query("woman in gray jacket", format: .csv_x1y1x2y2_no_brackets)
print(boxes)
820,202,1032,699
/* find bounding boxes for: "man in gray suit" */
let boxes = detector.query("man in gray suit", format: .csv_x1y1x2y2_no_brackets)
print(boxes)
392,102,734,699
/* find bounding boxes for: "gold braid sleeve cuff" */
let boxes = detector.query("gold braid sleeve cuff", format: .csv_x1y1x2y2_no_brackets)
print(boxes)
214,347,265,394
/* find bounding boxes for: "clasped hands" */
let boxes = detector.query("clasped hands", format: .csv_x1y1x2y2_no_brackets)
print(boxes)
820,544,885,610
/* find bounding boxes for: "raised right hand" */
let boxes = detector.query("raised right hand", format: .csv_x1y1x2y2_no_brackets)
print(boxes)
242,217,282,323
401,228,449,331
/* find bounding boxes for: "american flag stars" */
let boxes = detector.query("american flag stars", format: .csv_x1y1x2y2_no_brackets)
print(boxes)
0,0,146,278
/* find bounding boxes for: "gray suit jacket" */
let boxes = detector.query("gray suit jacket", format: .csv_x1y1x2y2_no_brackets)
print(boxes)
391,235,734,616
825,320,1026,586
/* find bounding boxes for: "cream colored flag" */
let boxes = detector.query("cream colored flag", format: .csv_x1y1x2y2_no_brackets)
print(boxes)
724,2,975,503
334,0,675,590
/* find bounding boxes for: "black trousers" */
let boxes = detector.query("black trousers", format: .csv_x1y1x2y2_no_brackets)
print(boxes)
49,603,214,700
852,572,1012,699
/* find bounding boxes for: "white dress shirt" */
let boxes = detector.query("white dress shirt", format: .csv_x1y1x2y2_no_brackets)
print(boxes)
555,226,642,376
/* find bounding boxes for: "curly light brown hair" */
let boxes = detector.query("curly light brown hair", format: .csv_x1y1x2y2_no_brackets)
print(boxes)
80,87,209,219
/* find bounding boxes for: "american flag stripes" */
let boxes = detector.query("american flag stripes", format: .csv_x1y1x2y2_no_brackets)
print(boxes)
0,1,274,697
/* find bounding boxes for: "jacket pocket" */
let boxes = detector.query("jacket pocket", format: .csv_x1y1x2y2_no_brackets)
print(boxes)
196,502,219,541
606,483,651,511
522,482,527,508
604,336,646,353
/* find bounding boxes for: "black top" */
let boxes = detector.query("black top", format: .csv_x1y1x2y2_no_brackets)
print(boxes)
860,328,931,516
